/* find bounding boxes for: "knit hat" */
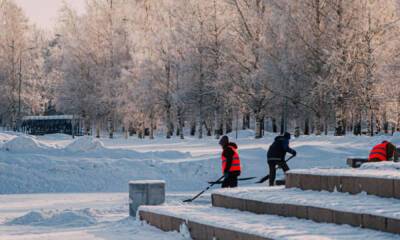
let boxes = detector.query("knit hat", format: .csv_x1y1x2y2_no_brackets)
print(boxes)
219,135,229,146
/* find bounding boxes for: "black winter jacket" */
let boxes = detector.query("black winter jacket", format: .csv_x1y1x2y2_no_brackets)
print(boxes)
267,135,296,161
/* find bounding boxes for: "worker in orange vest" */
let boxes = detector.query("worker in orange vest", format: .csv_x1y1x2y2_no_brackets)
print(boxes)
219,135,241,188
368,141,399,162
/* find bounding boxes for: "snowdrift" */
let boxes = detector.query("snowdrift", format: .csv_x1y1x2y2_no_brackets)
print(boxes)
65,136,105,152
1,135,52,153
360,162,400,171
7,209,97,227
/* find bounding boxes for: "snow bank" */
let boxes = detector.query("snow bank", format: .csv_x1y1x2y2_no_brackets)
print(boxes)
360,162,400,171
0,132,15,143
7,209,97,227
1,135,52,153
65,136,105,152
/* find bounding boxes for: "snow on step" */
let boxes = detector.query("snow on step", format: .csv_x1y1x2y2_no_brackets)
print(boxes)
214,186,400,220
139,204,399,240
289,165,400,179
212,186,400,234
286,167,400,199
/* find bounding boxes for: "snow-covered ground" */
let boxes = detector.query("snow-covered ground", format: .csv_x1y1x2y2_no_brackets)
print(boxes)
1,130,399,194
0,192,194,240
1,130,400,239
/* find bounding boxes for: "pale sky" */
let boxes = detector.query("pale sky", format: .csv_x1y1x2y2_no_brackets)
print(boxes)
14,0,86,30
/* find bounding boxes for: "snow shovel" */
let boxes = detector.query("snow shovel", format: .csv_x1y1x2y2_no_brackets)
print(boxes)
256,155,296,184
183,175,225,203
208,177,257,184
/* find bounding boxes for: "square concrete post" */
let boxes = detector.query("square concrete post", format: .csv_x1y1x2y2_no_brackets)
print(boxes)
129,180,165,216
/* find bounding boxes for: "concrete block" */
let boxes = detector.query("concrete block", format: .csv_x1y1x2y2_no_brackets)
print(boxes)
356,177,394,198
170,216,184,231
213,226,241,240
144,211,162,229
386,218,400,234
285,173,301,188
340,176,361,194
394,179,400,199
321,175,341,192
265,202,285,216
129,180,165,216
229,196,246,211
300,174,321,191
362,214,387,232
211,194,223,207
308,207,333,223
376,178,394,198
159,214,172,231
286,204,308,219
188,221,208,240
245,199,268,214
332,210,362,227
212,194,227,208
238,232,271,240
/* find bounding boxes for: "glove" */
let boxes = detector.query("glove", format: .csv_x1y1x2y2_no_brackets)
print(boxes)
292,150,297,157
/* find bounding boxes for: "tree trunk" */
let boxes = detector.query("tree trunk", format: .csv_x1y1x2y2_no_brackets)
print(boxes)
272,118,278,133
242,113,250,129
190,119,196,136
304,117,310,135
224,108,233,134
177,107,184,139
96,121,101,138
255,114,264,139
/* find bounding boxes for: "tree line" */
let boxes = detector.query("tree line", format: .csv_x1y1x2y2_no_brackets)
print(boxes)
1,0,400,138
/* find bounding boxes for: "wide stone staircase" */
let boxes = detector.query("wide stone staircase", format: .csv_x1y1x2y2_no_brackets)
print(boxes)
138,169,400,239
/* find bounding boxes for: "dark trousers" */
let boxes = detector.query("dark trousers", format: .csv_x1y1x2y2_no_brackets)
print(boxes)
268,160,290,186
222,172,239,188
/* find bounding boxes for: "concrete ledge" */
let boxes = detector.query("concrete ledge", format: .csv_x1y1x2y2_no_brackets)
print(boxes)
212,193,400,235
286,172,399,199
129,180,165,216
139,210,272,240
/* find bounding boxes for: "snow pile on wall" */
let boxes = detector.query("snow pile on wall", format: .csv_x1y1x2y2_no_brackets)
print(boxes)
1,135,52,152
7,209,97,227
65,136,105,152
360,162,400,171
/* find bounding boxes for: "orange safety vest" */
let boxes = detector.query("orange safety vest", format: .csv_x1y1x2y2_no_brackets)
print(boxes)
368,142,389,161
221,146,241,173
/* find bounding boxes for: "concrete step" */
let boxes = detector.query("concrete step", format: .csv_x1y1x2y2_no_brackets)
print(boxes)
286,169,400,199
211,186,400,235
139,204,399,240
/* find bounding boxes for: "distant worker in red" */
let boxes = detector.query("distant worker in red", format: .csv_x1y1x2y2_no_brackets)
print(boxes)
368,141,399,162
219,135,241,188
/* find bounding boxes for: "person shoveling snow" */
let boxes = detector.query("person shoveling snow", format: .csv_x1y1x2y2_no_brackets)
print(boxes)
218,135,242,188
368,141,399,162
259,132,297,186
